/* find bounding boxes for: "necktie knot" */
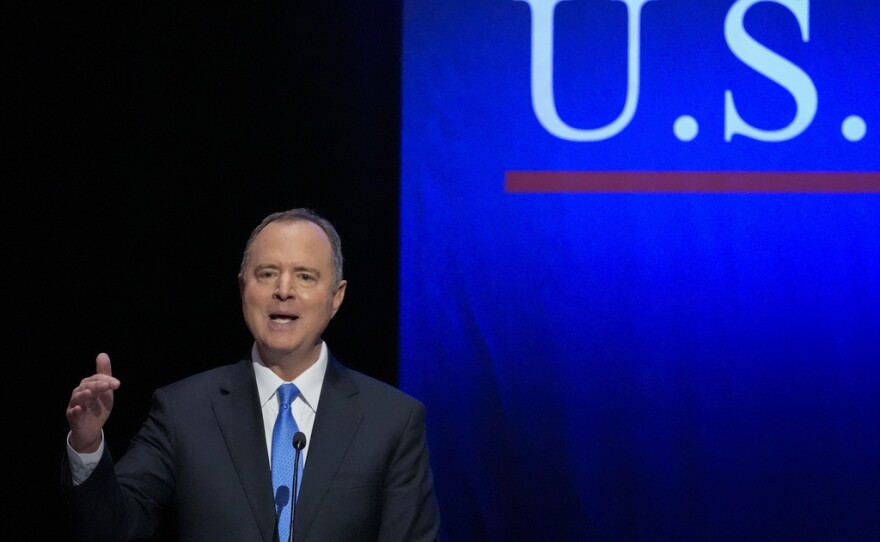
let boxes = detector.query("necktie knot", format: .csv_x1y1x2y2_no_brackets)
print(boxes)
277,382,299,409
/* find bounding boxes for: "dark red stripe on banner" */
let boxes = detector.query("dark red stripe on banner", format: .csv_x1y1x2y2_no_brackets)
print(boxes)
505,171,880,193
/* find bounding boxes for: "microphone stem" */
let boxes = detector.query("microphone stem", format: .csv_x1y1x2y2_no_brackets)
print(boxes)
290,450,300,542
289,431,306,542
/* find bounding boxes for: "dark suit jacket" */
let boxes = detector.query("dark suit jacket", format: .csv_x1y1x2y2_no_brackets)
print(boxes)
65,354,440,541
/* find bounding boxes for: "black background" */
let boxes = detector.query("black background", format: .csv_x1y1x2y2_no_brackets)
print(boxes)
9,2,402,539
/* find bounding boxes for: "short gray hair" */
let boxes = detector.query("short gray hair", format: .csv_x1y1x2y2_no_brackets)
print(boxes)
240,208,344,286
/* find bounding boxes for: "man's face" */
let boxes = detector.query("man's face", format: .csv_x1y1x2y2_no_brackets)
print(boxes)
239,220,346,367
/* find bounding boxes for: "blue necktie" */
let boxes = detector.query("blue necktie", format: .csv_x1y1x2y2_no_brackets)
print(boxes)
272,383,302,542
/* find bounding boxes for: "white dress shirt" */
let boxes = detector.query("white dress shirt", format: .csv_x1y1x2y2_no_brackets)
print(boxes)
252,341,328,466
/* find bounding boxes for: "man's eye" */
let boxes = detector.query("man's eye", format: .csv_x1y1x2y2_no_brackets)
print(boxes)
297,273,316,282
258,270,277,279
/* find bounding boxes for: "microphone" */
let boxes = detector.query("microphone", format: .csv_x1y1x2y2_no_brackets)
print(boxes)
288,431,307,542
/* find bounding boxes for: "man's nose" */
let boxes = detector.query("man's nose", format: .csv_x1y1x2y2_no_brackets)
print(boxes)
274,274,296,299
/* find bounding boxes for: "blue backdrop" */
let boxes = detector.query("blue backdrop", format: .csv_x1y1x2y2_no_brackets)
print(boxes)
400,0,879,540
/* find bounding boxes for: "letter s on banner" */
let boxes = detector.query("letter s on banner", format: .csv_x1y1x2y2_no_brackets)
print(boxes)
724,0,818,142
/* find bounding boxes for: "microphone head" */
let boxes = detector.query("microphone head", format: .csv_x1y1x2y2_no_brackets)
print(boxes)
293,431,307,450
274,485,290,510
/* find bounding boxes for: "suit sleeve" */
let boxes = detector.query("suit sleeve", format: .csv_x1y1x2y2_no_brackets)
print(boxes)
65,448,128,542
65,390,177,542
377,401,441,542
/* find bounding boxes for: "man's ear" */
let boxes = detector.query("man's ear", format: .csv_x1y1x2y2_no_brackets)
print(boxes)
331,280,348,317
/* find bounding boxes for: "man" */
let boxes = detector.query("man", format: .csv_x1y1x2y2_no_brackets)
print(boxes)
64,208,440,541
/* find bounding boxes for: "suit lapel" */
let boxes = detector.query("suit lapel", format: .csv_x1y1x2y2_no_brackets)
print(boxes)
295,356,364,541
212,360,277,542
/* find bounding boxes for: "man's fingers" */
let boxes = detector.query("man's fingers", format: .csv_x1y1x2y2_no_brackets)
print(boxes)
68,380,117,415
68,389,94,411
74,379,117,396
76,374,120,391
96,352,113,376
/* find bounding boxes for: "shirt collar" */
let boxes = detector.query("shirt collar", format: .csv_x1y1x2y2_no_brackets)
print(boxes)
252,342,327,414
